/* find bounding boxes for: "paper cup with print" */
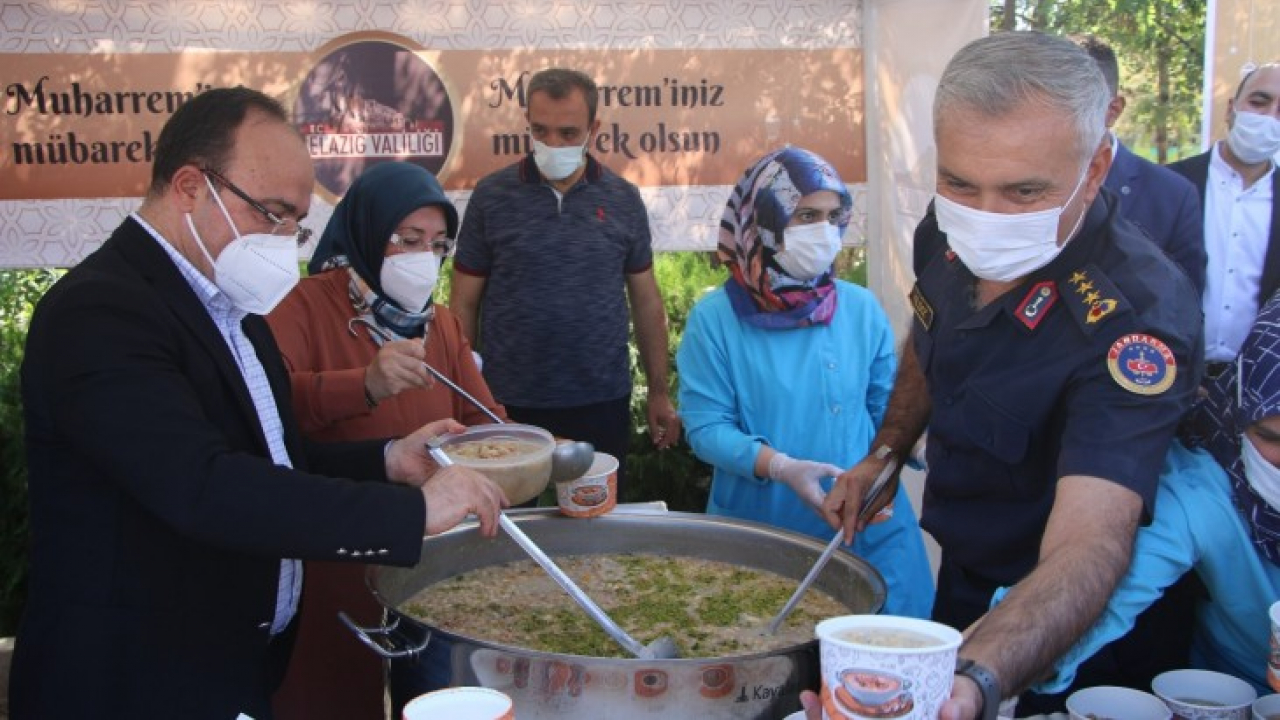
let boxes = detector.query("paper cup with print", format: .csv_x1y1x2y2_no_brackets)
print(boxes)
1270,600,1280,691
1152,669,1256,720
815,615,962,719
555,452,618,518
402,686,514,720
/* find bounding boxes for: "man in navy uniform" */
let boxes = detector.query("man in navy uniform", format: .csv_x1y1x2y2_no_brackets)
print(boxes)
823,32,1203,719
1075,34,1206,295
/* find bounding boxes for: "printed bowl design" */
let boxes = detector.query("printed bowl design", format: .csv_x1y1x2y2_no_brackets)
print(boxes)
571,484,609,507
841,668,908,706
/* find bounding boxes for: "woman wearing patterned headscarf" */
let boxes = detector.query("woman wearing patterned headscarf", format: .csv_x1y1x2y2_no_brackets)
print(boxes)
676,147,935,618
267,162,506,720
1002,290,1280,694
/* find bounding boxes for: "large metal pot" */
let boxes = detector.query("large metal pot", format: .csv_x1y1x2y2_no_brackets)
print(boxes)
349,509,886,719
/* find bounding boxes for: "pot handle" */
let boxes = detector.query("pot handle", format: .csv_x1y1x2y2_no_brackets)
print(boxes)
338,611,431,659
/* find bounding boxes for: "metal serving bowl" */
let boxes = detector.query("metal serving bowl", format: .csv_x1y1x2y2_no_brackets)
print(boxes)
348,509,887,720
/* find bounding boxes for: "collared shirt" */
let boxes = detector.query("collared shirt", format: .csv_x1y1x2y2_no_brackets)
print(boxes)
910,194,1203,592
453,154,653,408
1203,142,1275,361
133,213,302,636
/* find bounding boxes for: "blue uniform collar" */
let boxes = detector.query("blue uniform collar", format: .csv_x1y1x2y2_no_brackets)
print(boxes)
960,192,1118,332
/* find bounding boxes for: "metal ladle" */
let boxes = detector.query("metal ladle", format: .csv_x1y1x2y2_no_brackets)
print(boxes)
347,317,594,482
763,456,901,635
427,441,679,660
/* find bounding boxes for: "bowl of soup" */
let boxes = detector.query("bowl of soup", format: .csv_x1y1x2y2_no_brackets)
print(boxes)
437,423,555,505
840,668,906,706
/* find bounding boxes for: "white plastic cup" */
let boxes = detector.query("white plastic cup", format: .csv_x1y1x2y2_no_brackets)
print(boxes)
402,686,515,720
1066,686,1171,720
1152,669,1256,720
1253,693,1280,720
815,615,962,719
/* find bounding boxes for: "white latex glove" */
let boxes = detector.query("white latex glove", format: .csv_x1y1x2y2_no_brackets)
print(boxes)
768,452,844,513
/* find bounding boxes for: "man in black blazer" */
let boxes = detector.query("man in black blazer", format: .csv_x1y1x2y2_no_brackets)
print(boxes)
10,87,506,719
1077,35,1207,295
1169,63,1280,370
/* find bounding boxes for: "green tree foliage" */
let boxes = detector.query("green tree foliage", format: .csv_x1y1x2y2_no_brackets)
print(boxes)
990,0,1206,162
0,268,62,635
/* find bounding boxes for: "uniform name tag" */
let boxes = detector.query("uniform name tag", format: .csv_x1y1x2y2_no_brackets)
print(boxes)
910,284,934,330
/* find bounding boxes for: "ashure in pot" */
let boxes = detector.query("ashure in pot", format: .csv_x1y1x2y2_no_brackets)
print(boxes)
350,510,887,720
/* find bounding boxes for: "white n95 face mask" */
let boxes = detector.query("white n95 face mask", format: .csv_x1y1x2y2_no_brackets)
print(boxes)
1242,433,1280,511
774,222,842,281
935,165,1090,283
1228,110,1280,165
380,251,440,312
188,176,299,315
533,138,588,181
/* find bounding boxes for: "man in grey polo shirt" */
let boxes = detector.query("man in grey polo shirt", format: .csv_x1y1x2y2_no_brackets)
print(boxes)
450,67,681,495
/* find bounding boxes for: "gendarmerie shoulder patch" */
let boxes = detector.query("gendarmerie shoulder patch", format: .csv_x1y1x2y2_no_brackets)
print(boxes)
1062,265,1129,334
1015,280,1058,331
1107,333,1177,395
909,283,934,330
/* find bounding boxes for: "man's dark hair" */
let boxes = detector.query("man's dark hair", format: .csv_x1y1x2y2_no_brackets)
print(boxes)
149,86,289,196
1072,34,1120,97
527,68,599,124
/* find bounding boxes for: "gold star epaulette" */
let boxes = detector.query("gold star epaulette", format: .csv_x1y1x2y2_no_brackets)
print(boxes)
1061,265,1130,335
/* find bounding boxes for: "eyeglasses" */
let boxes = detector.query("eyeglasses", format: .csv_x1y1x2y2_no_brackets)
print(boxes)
388,232,455,257
201,168,313,246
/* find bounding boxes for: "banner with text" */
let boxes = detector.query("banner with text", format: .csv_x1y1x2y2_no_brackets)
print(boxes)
3,34,864,203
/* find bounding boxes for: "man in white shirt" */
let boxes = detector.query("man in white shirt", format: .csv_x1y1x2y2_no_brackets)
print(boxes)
1170,63,1280,375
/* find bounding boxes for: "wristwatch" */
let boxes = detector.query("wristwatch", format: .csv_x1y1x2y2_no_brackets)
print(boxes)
955,658,1000,720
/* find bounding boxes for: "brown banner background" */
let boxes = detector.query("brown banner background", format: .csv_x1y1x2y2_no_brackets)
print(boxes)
2,44,862,201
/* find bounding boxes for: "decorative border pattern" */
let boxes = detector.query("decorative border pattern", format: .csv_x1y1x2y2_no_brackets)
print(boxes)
0,1,860,53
